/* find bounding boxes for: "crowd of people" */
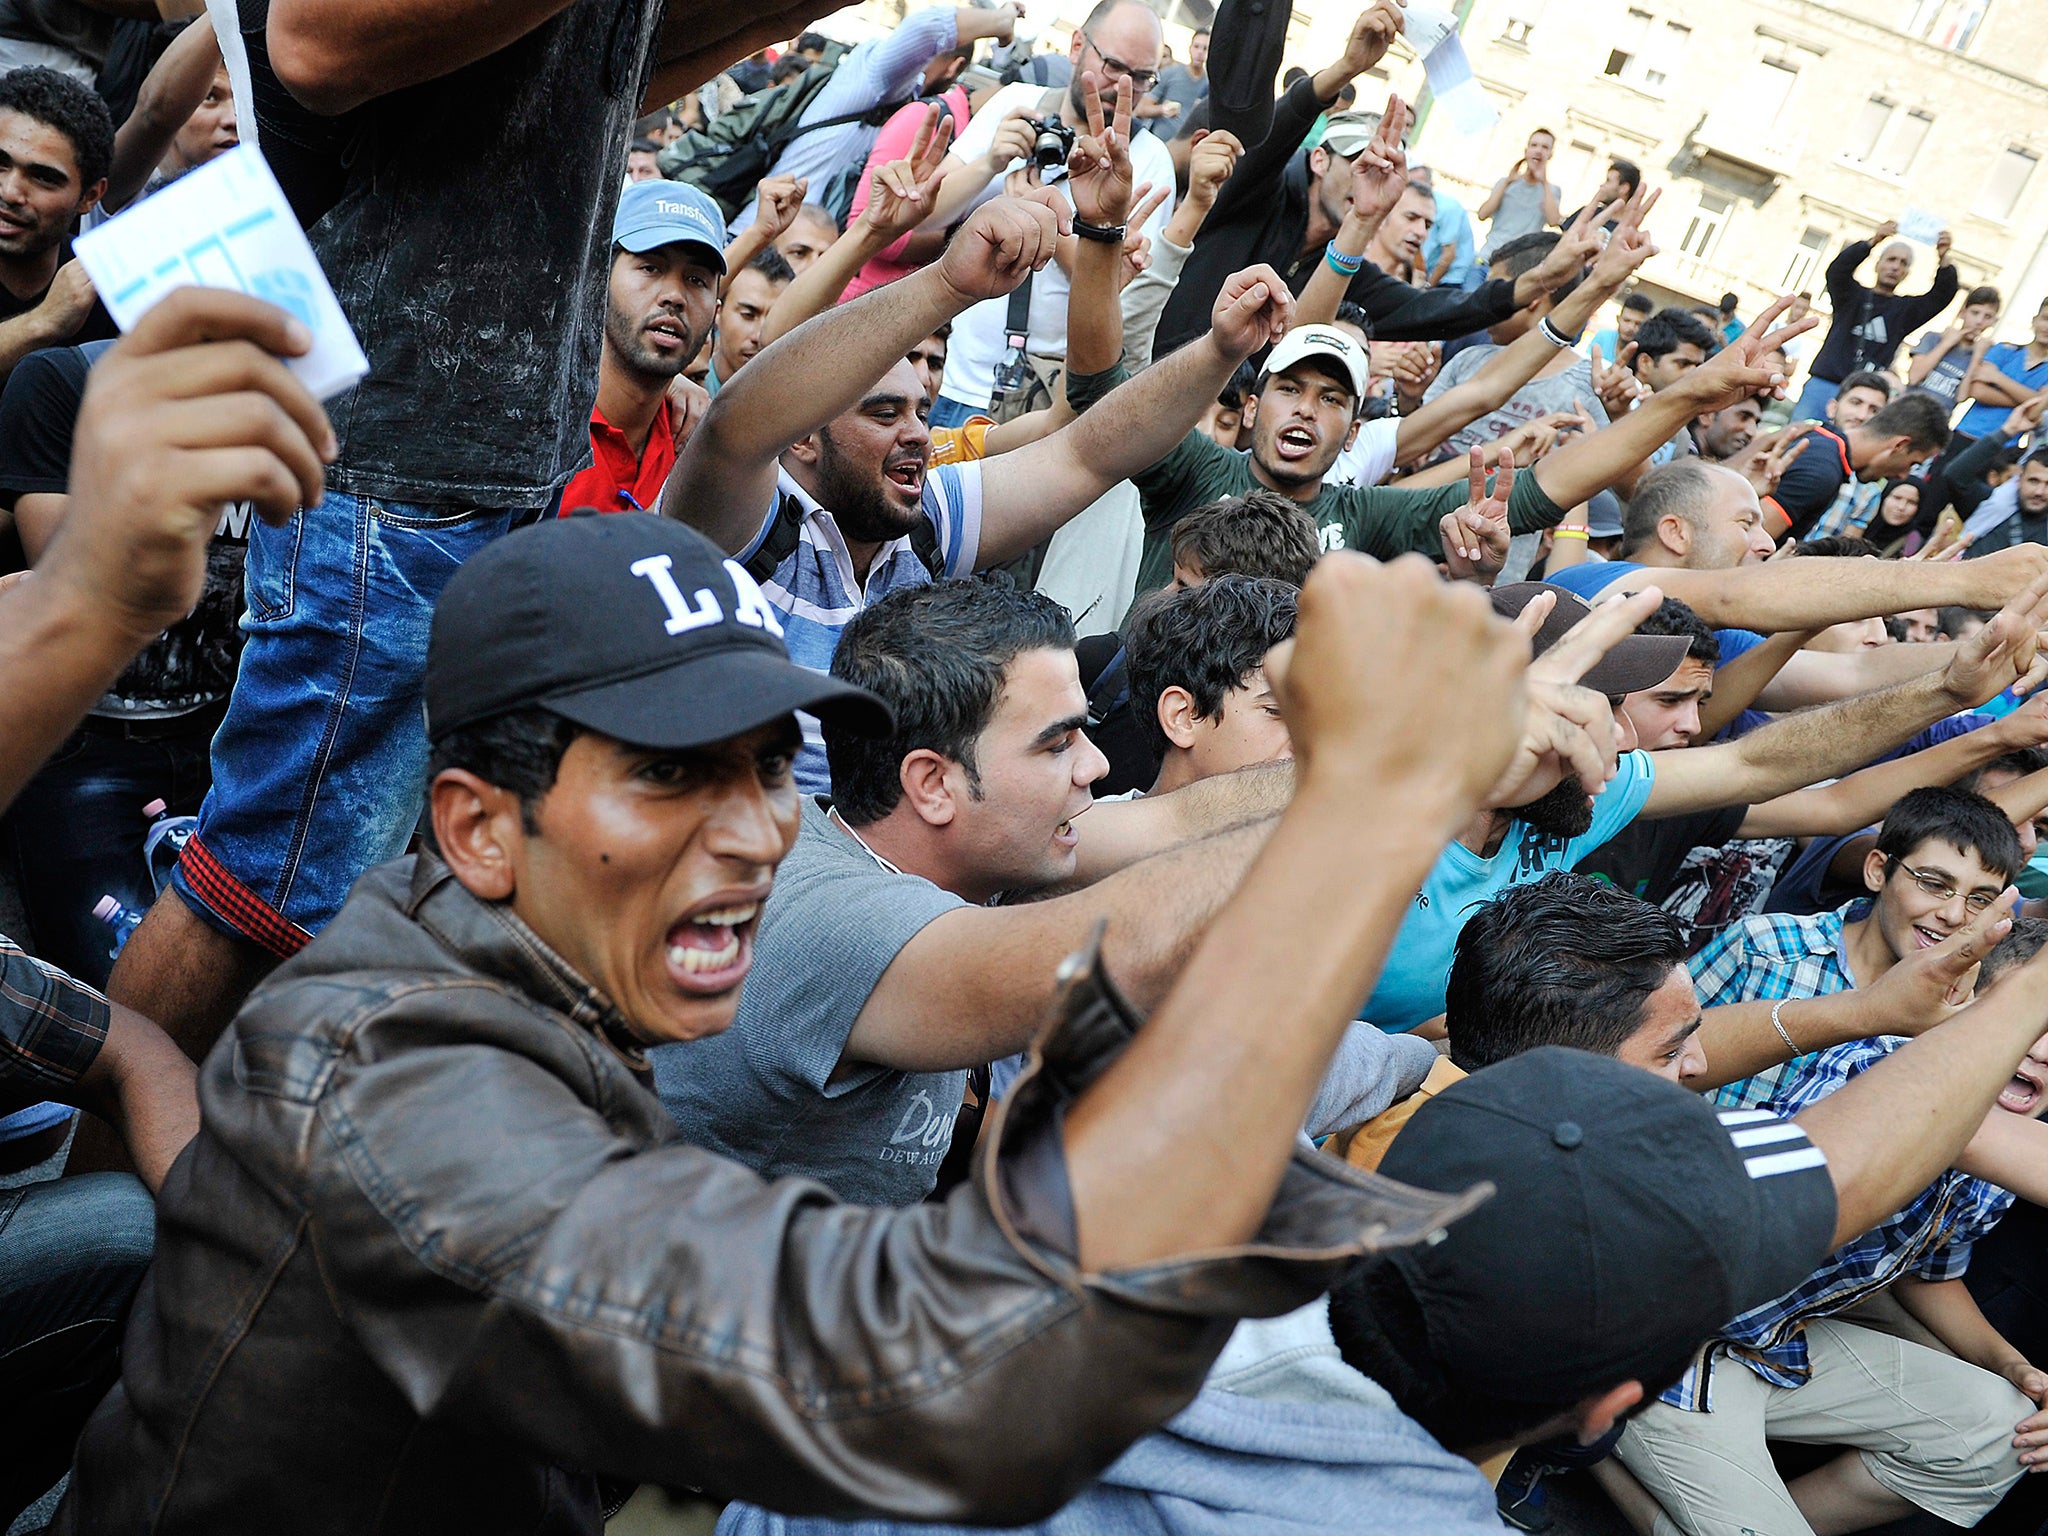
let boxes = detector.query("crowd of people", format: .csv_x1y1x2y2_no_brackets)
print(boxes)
5,1,2048,1534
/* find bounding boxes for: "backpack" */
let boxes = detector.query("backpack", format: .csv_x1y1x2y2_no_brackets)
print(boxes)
741,491,946,588
658,64,913,223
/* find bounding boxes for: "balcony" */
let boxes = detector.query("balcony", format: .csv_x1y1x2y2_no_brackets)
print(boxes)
1688,109,1805,183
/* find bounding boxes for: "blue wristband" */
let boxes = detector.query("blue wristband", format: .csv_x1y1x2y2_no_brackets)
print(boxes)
1325,243,1364,277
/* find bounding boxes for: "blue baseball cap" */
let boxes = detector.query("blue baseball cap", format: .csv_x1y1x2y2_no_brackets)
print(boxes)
612,181,728,271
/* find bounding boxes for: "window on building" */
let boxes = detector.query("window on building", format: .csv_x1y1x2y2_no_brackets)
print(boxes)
1680,190,1734,259
1875,110,1933,176
1604,10,1650,77
1555,139,1599,199
1782,226,1830,292
1603,10,1688,92
1977,147,2038,222
1842,96,1893,163
1739,57,1800,131
1908,0,1990,51
1498,0,1545,44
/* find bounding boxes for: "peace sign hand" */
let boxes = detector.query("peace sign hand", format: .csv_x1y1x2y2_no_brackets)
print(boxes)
1066,70,1135,228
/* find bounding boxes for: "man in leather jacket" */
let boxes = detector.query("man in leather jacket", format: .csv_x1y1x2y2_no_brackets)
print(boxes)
58,511,1566,1533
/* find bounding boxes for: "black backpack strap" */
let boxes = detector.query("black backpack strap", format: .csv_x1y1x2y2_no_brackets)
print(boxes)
1087,645,1130,727
909,508,947,580
742,491,810,585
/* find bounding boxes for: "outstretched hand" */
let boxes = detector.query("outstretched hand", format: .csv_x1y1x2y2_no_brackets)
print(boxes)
859,105,953,242
1587,184,1661,287
1674,293,1819,414
1066,70,1135,228
1941,564,2048,707
1345,93,1412,226
1439,445,1512,582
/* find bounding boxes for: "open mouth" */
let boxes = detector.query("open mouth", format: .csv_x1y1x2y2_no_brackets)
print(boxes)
1911,924,1951,950
645,316,688,351
1275,427,1317,462
2000,1066,2047,1116
884,458,926,496
664,899,761,995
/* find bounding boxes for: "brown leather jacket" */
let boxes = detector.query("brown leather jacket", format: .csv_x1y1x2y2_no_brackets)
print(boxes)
59,855,1483,1534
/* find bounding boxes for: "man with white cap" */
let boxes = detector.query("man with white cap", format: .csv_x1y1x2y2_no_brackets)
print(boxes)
560,181,727,516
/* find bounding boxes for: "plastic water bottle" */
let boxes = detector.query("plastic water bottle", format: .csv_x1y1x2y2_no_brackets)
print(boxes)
93,895,145,958
141,798,196,897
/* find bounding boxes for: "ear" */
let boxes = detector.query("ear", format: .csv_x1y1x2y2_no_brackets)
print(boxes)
1309,145,1331,179
1573,1381,1644,1444
1342,413,1364,451
1658,513,1690,558
1632,353,1653,382
1157,685,1202,750
77,177,106,217
898,748,961,828
430,769,526,903
1863,845,1891,895
1241,392,1259,432
786,431,824,468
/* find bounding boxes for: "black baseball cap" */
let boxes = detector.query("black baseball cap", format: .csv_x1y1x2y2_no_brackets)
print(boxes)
1360,1048,1838,1406
425,514,892,748
1490,581,1691,697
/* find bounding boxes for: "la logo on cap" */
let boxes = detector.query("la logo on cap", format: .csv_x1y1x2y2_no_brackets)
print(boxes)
631,555,785,638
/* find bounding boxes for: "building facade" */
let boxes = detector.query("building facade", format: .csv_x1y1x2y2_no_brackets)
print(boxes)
1319,0,2048,357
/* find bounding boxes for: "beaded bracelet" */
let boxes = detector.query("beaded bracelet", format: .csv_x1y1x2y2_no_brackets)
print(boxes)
1325,243,1365,277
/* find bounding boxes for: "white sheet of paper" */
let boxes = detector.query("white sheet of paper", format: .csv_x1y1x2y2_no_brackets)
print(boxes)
75,144,367,400
1403,4,1498,137
1896,205,1946,246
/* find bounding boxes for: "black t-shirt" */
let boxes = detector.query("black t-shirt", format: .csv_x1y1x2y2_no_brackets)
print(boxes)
0,237,118,344
0,341,245,717
1575,804,1749,907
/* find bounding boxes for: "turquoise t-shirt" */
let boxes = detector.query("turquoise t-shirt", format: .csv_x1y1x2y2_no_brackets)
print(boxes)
1364,751,1659,1031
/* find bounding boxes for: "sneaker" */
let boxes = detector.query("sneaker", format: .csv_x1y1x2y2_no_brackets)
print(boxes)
1495,1449,1555,1532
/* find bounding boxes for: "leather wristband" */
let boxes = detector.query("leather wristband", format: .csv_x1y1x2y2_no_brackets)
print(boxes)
1072,217,1127,244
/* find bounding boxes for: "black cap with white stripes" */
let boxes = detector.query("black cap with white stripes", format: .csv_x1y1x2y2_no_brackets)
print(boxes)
1366,1047,1839,1406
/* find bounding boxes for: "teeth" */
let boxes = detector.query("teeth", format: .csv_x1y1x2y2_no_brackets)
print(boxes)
691,903,757,926
668,932,741,974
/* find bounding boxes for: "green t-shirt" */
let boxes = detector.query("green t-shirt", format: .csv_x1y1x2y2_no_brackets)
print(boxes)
1067,362,1568,594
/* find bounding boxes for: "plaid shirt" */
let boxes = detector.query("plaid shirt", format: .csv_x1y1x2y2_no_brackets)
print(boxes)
1692,902,1864,1111
1663,1034,2013,1411
0,931,109,1111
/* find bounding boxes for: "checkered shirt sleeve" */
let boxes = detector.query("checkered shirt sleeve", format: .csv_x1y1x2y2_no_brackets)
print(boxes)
0,932,109,1108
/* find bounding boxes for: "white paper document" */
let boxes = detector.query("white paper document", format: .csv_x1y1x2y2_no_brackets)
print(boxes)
75,144,367,400
1896,205,1946,246
1404,5,1499,137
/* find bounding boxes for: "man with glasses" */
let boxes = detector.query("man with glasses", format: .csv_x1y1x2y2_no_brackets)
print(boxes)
1697,786,2033,1113
926,0,1177,429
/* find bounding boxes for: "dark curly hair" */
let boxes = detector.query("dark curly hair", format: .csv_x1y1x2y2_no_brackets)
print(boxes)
0,66,114,190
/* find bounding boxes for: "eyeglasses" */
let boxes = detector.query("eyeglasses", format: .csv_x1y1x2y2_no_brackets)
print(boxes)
1886,857,2002,913
1081,31,1160,91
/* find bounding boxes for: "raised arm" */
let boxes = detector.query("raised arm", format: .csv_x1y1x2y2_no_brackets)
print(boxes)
1295,96,1406,328
268,0,580,114
103,14,223,213
664,191,1069,552
1395,187,1655,463
1698,628,1809,738
1733,693,2048,839
977,264,1290,564
1530,293,1817,514
1643,579,2048,819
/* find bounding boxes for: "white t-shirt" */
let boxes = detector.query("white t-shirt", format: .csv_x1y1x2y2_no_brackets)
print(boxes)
936,81,1177,410
1326,417,1402,489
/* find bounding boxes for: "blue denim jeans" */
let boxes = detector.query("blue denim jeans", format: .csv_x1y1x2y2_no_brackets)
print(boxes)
928,394,982,431
1792,375,1839,425
0,1173,155,1528
6,717,214,990
171,492,521,954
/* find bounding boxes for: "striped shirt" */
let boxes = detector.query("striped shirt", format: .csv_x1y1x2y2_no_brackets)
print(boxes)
1663,1036,2012,1411
0,931,109,1111
1692,903,1863,1112
742,462,983,791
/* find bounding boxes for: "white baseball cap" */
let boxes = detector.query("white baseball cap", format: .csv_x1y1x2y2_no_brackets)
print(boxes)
1261,324,1372,404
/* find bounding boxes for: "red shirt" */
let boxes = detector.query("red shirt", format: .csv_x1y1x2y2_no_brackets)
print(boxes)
559,396,675,516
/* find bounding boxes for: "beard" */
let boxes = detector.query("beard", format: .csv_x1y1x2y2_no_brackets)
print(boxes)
813,428,927,546
1514,775,1596,839
604,301,695,384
